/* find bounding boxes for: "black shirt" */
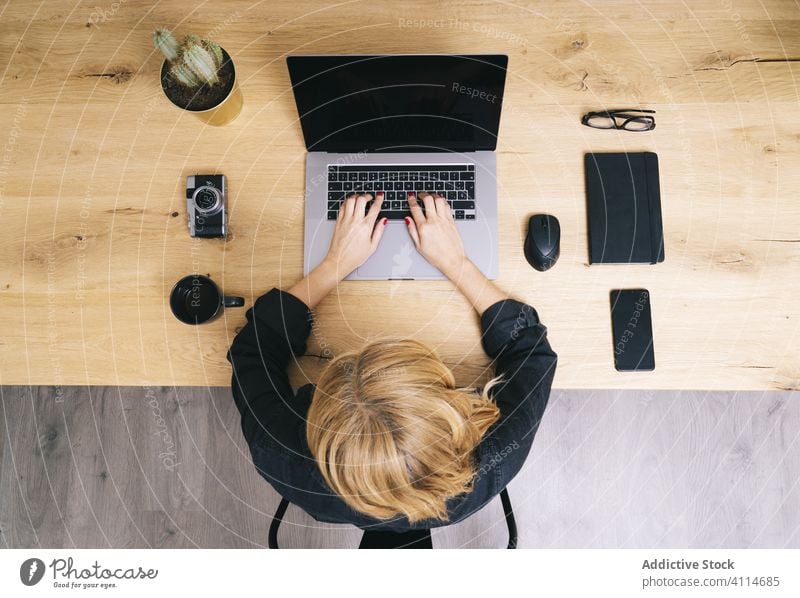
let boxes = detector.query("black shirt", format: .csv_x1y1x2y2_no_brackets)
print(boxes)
227,288,557,532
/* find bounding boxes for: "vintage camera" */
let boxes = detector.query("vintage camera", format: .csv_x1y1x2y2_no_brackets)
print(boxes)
186,174,227,238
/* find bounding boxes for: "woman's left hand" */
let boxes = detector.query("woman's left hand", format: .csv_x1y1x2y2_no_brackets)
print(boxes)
323,192,387,278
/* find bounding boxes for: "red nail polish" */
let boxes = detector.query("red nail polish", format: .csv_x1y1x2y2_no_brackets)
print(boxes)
407,192,414,198
404,217,410,224
377,192,384,197
382,217,388,225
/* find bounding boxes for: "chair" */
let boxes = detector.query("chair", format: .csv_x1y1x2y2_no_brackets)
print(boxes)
268,488,518,549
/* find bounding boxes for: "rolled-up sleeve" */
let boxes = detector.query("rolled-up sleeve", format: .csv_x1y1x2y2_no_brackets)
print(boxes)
480,299,557,474
227,288,313,446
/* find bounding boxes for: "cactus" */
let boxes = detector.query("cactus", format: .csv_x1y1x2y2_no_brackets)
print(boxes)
183,43,219,86
153,29,180,62
169,63,200,87
183,34,202,48
154,28,225,88
204,41,224,71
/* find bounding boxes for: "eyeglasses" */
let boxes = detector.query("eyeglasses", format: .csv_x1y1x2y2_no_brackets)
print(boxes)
581,109,656,132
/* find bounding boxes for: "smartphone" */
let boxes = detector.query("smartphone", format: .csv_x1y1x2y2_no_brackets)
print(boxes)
610,289,655,371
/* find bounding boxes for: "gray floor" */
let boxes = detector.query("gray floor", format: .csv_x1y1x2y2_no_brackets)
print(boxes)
1,386,798,549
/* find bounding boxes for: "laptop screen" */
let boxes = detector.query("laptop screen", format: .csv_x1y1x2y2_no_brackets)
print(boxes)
287,55,507,153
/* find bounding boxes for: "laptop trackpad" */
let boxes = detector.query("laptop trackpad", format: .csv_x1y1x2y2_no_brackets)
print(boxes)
356,223,442,279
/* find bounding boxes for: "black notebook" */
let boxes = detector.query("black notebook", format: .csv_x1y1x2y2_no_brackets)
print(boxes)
585,152,665,264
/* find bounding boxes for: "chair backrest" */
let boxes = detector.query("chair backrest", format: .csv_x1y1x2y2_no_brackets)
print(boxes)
268,488,517,549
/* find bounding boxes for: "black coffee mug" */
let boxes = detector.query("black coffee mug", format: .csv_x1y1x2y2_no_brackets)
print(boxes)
169,274,244,325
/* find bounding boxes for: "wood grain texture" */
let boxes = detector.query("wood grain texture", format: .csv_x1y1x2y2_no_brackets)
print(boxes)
0,0,798,389
2,385,799,548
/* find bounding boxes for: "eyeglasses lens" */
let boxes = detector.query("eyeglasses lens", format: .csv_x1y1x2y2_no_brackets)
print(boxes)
623,118,653,131
586,115,617,129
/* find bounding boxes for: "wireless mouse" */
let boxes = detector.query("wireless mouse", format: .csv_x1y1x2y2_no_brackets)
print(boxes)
524,214,560,271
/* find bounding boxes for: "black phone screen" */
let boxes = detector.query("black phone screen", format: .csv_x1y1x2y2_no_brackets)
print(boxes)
610,289,655,371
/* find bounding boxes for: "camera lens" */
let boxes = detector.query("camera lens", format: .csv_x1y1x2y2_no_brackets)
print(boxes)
193,186,221,213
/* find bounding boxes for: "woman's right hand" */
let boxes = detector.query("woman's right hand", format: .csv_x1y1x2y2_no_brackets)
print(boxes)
405,191,468,279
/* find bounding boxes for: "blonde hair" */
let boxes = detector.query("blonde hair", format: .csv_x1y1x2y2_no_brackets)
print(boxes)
307,338,501,524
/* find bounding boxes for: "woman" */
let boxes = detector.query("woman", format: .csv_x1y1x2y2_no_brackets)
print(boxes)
228,191,557,532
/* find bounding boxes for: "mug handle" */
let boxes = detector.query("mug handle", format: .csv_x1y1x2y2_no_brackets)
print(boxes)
223,295,245,308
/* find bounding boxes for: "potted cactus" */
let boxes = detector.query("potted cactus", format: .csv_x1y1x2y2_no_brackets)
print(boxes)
154,28,242,126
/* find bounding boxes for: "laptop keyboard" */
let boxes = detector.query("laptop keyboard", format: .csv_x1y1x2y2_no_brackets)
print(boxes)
326,165,476,220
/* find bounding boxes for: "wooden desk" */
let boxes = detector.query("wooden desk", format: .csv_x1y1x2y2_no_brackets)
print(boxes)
1,0,798,390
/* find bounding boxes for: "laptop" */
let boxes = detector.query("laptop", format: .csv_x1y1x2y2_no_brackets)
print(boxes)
287,54,508,280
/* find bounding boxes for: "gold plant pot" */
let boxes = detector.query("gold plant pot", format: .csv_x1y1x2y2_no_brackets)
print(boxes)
160,48,243,126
